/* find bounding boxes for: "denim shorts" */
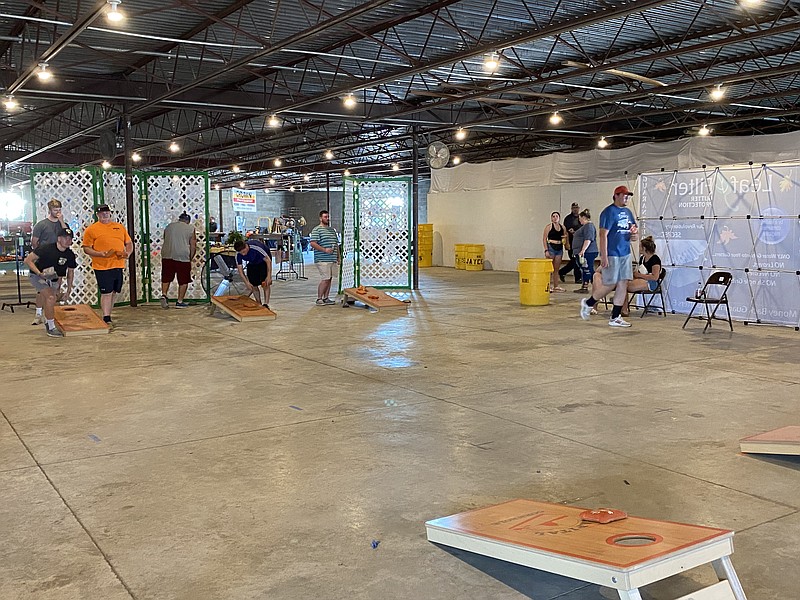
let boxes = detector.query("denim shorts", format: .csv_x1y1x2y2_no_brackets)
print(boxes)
648,279,658,292
547,244,563,257
601,255,633,285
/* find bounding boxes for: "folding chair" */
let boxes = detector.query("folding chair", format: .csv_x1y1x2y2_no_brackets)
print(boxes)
630,267,667,317
682,271,733,333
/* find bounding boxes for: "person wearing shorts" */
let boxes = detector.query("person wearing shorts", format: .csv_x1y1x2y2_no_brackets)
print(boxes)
233,239,272,308
82,204,133,324
23,227,77,337
309,210,339,305
160,212,197,308
579,185,638,327
30,199,67,325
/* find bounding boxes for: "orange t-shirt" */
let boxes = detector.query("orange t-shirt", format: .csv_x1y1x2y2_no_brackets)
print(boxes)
82,221,132,270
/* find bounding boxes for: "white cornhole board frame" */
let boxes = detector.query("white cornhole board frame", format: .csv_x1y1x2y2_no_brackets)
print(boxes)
425,499,747,600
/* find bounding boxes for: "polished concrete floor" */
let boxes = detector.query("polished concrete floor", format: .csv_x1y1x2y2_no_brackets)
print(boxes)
1,267,798,600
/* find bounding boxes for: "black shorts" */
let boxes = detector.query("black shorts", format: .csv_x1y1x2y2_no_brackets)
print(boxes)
246,261,268,286
94,268,124,294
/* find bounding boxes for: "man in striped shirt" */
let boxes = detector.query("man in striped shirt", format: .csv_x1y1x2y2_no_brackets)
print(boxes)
234,239,273,308
309,210,339,305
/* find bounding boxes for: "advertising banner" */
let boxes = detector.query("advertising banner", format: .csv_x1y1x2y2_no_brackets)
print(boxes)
232,190,257,213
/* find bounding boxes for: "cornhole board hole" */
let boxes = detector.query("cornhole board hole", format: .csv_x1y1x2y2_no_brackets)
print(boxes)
426,499,746,600
211,295,276,322
54,304,110,336
740,426,800,455
342,287,408,312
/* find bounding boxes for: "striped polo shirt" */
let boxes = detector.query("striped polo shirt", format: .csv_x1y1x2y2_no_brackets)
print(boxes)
310,225,339,263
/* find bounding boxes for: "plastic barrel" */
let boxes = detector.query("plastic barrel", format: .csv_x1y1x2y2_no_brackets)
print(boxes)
455,244,467,270
464,244,485,271
518,258,553,305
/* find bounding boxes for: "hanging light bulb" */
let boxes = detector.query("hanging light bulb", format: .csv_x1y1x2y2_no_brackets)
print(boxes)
4,96,18,110
214,184,220,190
106,0,124,22
267,114,281,127
698,124,712,136
483,52,500,73
36,63,52,81
239,182,245,188
343,94,357,108
454,128,467,141
131,152,141,162
169,141,180,153
303,174,310,182
101,160,112,170
273,158,283,167
597,137,609,149
289,186,295,192
709,84,726,101
344,169,351,176
391,163,400,171
269,177,276,185
232,165,241,173
452,156,461,165
549,111,563,125
324,150,334,160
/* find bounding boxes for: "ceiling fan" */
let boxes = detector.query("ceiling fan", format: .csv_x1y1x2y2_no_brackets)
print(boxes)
426,141,451,169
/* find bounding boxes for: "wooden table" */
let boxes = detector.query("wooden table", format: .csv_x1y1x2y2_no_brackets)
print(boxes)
342,286,408,312
426,499,746,600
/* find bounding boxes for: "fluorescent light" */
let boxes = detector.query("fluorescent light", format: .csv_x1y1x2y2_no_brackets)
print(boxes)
597,137,609,148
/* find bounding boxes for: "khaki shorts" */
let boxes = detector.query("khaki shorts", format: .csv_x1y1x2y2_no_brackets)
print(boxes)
602,254,633,286
315,262,337,280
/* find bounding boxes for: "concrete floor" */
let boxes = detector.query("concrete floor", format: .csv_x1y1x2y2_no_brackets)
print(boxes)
1,267,798,600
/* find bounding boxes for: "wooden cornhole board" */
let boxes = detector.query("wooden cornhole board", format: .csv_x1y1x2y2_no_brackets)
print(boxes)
54,304,110,336
342,287,408,312
211,295,276,322
740,426,800,455
426,499,746,600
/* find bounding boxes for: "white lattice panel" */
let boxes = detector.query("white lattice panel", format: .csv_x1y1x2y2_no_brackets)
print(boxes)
145,174,209,302
101,171,145,304
357,178,411,288
340,177,357,290
32,170,98,306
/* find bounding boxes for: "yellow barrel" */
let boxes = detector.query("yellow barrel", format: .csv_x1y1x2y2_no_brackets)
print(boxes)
418,223,433,231
464,244,485,271
455,243,467,270
418,250,433,267
518,258,553,305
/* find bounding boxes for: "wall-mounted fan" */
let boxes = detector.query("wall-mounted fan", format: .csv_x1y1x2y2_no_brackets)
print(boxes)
99,129,118,161
426,141,450,169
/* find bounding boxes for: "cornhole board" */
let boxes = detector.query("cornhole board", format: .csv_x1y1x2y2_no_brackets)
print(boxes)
426,499,746,600
54,304,110,336
211,295,276,322
342,287,408,312
740,426,800,455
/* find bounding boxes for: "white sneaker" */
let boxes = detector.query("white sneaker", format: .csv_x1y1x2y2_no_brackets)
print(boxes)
580,298,592,320
608,316,632,328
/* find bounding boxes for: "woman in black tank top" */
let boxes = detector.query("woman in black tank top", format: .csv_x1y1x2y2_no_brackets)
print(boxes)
542,212,566,292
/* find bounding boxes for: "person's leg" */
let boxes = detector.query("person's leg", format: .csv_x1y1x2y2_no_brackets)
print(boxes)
624,280,648,313
161,281,171,298
322,277,333,299
100,292,113,317
251,285,262,304
42,288,56,321
261,281,271,306
177,284,188,302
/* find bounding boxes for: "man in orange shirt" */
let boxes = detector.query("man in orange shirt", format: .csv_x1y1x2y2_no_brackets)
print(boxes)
82,204,133,324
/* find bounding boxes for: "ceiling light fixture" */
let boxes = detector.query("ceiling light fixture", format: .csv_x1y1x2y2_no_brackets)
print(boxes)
4,96,18,110
391,163,400,171
214,184,220,190
232,165,241,173
269,177,276,185
344,169,351,176
324,150,334,160
549,111,563,125
343,94,357,108
454,128,467,141
452,156,461,165
483,52,500,73
698,124,712,136
131,152,141,162
36,63,52,81
597,137,609,149
239,182,245,188
709,84,726,101
169,141,180,153
106,0,124,22
267,114,280,127
101,160,111,170
273,158,282,167
289,186,295,192
303,174,310,182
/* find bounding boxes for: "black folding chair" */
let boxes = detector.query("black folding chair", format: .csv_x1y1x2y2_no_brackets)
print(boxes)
682,271,733,333
630,268,667,317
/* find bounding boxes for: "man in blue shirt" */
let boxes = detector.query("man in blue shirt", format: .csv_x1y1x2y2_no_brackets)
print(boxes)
233,239,273,308
580,185,639,327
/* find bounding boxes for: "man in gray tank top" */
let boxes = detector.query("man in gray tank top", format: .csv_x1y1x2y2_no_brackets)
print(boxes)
160,212,197,308
30,199,67,325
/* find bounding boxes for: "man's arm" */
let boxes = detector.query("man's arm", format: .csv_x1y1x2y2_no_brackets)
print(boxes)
598,228,609,268
309,240,334,254
23,251,42,275
190,232,197,259
236,263,252,289
83,245,115,258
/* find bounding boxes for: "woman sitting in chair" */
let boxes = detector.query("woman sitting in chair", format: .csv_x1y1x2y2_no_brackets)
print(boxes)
623,236,661,316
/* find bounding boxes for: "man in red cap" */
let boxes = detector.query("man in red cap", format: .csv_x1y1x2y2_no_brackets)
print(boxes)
579,185,638,327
